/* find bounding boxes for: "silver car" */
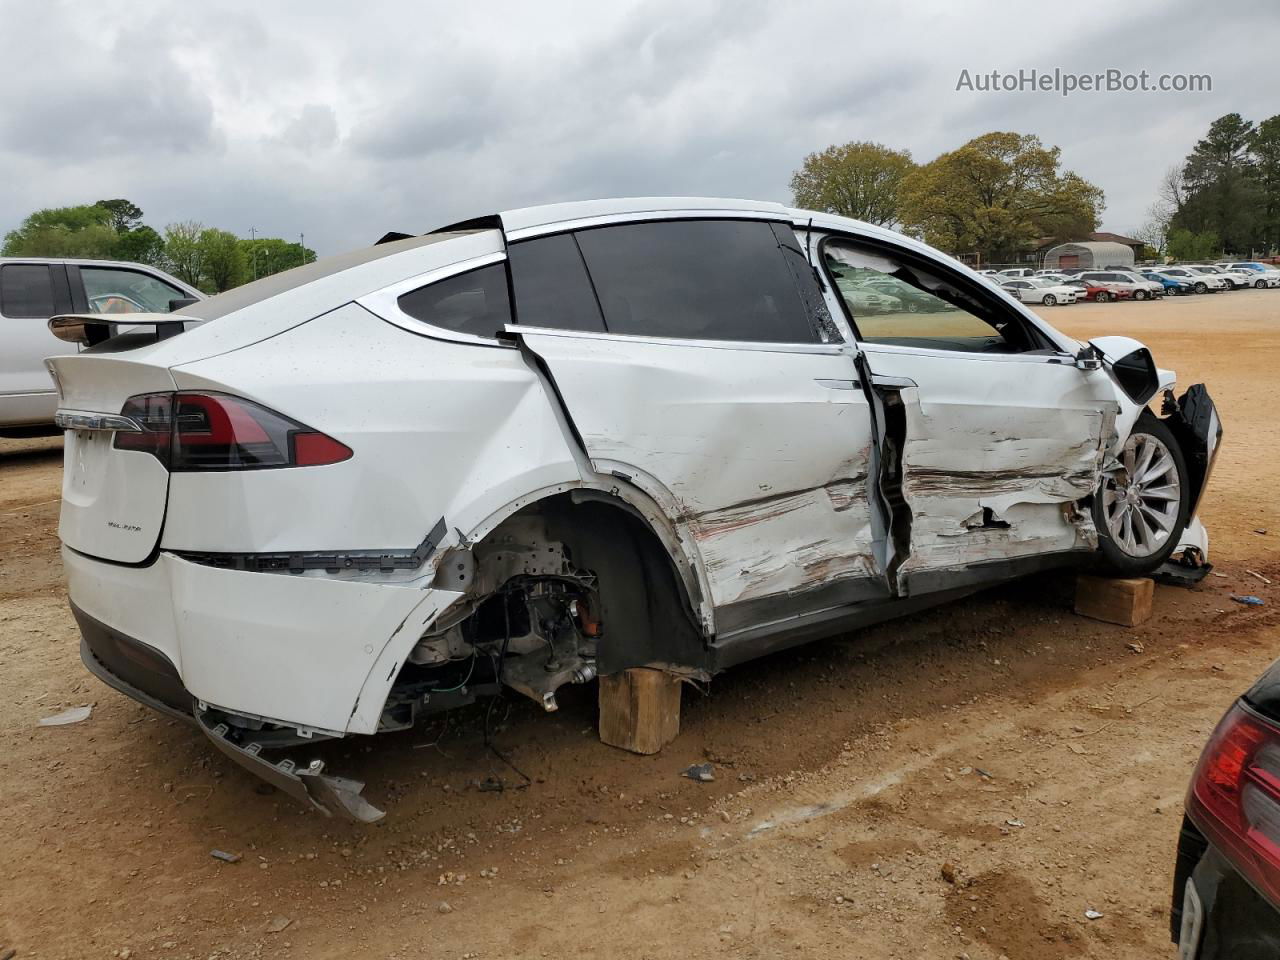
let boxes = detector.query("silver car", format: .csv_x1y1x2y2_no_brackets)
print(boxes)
0,257,201,435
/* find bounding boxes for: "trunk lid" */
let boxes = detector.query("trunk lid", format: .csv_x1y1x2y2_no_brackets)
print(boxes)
50,351,175,563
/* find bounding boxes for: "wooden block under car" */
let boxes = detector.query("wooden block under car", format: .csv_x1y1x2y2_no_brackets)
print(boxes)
1074,575,1154,627
598,667,682,755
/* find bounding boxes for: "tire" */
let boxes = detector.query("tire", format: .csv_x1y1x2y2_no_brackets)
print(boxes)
1092,413,1191,576
1095,291,1111,303
1134,289,1148,301
1194,282,1208,294
1257,279,1267,289
1043,294,1057,306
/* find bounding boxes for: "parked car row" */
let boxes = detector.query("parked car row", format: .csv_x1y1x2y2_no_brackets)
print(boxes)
975,260,1280,306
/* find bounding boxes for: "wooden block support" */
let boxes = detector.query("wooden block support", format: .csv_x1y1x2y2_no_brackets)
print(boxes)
1074,575,1154,627
598,667,682,755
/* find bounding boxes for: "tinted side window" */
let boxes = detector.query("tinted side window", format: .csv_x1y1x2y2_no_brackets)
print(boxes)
507,234,605,332
824,240,1042,354
575,219,818,343
398,263,511,339
1,264,54,318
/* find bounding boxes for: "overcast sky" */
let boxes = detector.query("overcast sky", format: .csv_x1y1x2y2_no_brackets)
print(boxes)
1,0,1274,255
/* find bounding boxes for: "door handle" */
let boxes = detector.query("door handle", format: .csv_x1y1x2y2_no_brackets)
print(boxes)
814,378,860,390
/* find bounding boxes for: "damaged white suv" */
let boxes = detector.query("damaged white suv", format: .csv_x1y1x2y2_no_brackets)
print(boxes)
50,198,1221,821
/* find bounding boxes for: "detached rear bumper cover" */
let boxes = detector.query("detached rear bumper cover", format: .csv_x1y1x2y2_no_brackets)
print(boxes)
194,709,384,823
74,600,384,822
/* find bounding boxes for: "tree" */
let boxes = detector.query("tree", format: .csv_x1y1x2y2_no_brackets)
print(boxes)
789,141,916,225
1173,113,1260,253
1166,227,1221,262
1131,211,1170,257
163,221,205,288
1251,114,1280,253
111,224,165,265
198,228,246,292
239,236,315,280
1,204,118,257
897,132,1103,262
95,199,144,233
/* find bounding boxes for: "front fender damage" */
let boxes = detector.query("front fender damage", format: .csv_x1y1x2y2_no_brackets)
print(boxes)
195,707,384,823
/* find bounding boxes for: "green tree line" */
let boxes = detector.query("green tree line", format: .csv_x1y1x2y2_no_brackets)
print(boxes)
1,199,315,293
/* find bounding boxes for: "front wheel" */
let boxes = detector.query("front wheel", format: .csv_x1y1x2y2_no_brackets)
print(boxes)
1092,414,1190,575
1042,294,1057,306
1095,291,1112,302
1257,279,1267,289
1194,281,1208,294
1134,289,1148,301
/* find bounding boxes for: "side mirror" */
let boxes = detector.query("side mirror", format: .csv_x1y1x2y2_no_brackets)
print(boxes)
168,297,199,313
1087,335,1159,404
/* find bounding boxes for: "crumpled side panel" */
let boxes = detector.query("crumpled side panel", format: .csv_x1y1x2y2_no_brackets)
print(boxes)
897,396,1117,578
686,470,877,607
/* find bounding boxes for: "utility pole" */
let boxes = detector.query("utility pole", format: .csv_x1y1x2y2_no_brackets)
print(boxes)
300,233,307,266
249,226,259,280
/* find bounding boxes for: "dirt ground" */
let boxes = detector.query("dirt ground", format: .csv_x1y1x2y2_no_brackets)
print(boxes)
2,290,1278,960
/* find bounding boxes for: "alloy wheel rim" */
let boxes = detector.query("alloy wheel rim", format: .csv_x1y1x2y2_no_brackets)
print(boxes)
1102,432,1181,558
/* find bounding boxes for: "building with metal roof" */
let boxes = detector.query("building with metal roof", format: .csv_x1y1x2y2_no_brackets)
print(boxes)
1041,240,1135,270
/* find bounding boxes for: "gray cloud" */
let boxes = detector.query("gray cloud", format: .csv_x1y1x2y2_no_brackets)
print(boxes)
275,104,340,152
0,0,1273,253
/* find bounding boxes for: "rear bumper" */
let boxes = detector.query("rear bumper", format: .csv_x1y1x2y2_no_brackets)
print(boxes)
75,598,386,822
75,601,193,722
1172,816,1280,958
62,545,460,735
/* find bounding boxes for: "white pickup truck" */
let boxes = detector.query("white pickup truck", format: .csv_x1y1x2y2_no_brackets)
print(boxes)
0,257,201,436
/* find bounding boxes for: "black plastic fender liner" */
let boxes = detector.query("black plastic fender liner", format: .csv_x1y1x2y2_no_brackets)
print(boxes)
195,708,385,823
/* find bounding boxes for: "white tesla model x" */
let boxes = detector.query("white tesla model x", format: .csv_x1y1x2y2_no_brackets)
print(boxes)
48,198,1221,820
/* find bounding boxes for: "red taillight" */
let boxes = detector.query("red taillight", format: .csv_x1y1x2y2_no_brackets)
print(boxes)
114,392,352,471
1188,702,1280,905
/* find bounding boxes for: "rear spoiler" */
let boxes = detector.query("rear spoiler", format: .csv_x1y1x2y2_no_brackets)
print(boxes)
49,312,198,347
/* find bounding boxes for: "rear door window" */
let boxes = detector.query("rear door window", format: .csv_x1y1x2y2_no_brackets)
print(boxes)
507,234,605,332
574,219,825,343
0,264,54,318
397,263,512,339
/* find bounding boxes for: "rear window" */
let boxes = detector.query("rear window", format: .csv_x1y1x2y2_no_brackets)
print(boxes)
574,219,821,343
397,263,511,339
179,231,474,322
1,264,54,318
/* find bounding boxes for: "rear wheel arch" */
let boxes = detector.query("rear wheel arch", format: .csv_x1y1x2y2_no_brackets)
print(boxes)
455,488,711,674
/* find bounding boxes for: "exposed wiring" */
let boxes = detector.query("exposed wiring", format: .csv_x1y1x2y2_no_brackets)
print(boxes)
479,587,531,789
427,648,477,694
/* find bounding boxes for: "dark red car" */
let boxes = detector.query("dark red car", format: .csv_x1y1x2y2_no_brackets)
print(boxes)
1064,279,1133,303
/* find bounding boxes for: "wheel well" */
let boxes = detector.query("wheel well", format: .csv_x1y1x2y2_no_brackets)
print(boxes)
501,493,708,674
